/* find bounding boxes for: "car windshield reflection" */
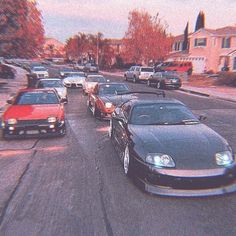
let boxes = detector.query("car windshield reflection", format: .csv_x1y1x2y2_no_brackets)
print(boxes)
130,103,199,125
99,84,129,95
14,91,59,105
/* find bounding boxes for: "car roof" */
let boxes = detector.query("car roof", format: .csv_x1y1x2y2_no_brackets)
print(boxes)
38,78,61,81
124,97,185,107
17,88,57,93
87,74,104,78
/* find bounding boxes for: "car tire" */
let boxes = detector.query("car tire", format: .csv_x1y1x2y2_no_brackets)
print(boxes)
157,81,162,89
133,76,137,83
108,119,113,138
59,125,66,137
147,80,151,87
92,105,101,119
123,145,132,177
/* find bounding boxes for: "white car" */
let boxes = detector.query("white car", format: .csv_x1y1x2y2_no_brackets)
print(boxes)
124,66,154,83
30,66,49,78
63,73,86,88
83,75,107,95
36,78,68,103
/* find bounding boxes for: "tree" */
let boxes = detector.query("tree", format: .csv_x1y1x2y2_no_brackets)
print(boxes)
65,32,114,68
195,11,205,32
122,10,173,65
182,22,189,50
0,0,44,58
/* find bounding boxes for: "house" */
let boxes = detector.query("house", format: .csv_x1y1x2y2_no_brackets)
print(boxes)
169,26,236,74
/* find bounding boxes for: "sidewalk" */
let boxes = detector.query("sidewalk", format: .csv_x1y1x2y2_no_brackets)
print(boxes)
0,64,28,112
102,71,236,103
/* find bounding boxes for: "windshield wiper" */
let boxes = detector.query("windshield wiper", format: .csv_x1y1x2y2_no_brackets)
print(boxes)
147,119,199,125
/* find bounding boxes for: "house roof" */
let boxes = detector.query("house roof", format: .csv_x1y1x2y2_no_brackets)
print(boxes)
190,26,236,37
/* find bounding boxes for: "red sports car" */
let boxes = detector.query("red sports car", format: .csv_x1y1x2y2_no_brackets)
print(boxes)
1,88,66,139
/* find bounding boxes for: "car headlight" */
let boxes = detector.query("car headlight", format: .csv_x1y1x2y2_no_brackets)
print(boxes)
48,117,57,123
105,102,113,109
146,153,175,168
215,151,234,166
7,118,17,125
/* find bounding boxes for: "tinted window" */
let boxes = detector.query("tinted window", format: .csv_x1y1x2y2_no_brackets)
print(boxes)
130,103,198,125
33,67,46,71
98,84,129,95
141,67,154,72
87,77,106,82
38,80,63,88
14,91,59,105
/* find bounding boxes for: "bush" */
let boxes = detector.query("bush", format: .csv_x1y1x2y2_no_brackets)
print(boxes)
216,72,236,87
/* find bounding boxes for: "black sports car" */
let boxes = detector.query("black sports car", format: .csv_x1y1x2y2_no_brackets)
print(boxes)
109,94,236,197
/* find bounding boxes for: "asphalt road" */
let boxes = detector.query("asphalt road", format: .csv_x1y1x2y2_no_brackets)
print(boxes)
0,68,236,236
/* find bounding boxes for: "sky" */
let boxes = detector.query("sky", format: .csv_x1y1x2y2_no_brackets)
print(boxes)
37,0,236,43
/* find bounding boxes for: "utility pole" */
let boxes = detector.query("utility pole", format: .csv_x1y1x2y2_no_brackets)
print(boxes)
96,33,99,65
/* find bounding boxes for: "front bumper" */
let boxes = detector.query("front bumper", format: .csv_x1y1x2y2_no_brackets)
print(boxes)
64,83,83,88
3,121,65,139
132,155,236,197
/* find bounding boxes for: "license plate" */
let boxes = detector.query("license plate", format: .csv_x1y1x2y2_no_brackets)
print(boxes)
26,130,39,135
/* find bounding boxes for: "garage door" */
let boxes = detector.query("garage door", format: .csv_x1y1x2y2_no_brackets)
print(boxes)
191,57,206,74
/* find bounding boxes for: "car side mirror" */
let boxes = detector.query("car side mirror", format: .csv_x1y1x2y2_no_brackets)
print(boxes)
199,115,207,121
60,98,67,103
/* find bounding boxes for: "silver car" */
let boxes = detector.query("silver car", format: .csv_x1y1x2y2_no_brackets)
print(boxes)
36,78,68,103
83,75,106,95
63,73,86,88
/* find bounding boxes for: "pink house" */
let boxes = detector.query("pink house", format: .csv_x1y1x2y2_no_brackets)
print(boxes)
169,26,236,74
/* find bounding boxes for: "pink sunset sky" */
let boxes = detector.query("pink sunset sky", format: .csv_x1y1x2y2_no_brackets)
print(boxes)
37,0,236,42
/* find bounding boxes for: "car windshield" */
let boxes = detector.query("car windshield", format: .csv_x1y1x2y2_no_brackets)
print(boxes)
70,73,85,77
98,84,129,95
141,67,153,72
87,77,106,82
130,103,199,125
38,80,64,88
33,67,46,71
14,91,59,105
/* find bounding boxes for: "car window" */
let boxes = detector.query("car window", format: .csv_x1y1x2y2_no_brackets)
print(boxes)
130,103,198,125
141,67,154,72
14,91,59,105
87,77,106,82
98,84,129,95
38,80,64,88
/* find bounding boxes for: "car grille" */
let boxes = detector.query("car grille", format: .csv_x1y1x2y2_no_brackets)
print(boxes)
17,119,48,126
147,172,236,190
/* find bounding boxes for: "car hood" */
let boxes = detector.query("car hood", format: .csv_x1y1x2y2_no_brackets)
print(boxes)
3,104,62,120
129,124,228,169
99,94,132,106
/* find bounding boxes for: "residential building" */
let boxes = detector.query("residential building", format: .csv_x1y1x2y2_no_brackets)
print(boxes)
169,26,236,74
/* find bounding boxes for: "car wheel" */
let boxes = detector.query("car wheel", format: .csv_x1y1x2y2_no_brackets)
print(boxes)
92,105,101,119
133,76,137,83
123,145,132,176
124,75,127,81
147,80,151,87
157,81,162,89
59,125,66,136
108,119,113,138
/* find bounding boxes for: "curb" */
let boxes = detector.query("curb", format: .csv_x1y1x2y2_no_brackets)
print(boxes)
178,88,210,97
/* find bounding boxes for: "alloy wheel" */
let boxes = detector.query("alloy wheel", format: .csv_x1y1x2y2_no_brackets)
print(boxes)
123,145,130,175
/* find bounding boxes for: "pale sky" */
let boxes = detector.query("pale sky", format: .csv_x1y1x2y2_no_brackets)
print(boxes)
37,0,236,43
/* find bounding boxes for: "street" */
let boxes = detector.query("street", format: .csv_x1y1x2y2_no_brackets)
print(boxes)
0,68,236,236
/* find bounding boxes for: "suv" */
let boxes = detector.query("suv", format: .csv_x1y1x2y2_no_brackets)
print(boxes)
124,66,154,83
155,61,193,75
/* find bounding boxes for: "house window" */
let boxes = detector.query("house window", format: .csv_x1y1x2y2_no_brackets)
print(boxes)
222,37,231,48
233,57,236,70
194,38,207,47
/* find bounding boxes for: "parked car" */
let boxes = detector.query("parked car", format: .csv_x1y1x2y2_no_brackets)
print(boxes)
36,78,68,103
87,83,129,119
29,66,49,78
63,73,86,88
1,88,66,138
124,66,154,83
73,63,86,71
83,75,107,95
84,63,99,73
148,71,182,89
109,94,236,197
155,61,193,75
